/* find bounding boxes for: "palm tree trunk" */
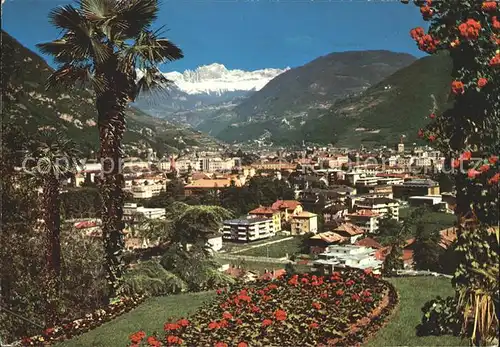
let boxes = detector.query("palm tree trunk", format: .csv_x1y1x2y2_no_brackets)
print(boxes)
42,174,61,326
97,94,126,299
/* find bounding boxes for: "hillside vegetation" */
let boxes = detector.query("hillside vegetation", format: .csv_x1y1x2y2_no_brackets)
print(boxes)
2,30,219,156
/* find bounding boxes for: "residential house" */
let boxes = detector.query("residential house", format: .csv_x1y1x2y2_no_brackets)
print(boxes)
312,245,383,274
330,222,365,244
392,179,440,200
290,211,319,235
346,210,381,234
355,237,382,249
123,203,166,221
271,200,303,224
354,197,400,221
309,232,347,254
248,206,282,232
184,178,242,196
130,183,164,199
222,217,275,242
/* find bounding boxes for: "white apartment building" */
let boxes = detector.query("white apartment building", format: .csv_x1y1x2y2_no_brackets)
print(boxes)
222,218,275,242
123,203,166,220
130,183,164,199
197,157,235,172
312,245,383,274
346,210,381,234
355,197,399,221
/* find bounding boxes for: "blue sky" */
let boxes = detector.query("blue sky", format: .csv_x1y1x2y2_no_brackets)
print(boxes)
2,0,428,72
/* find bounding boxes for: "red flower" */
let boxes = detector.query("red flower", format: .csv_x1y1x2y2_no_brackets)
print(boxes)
458,19,481,40
363,290,372,297
267,284,278,290
215,343,228,347
208,321,220,330
238,294,251,303
219,319,229,328
489,156,499,164
44,328,55,335
478,78,488,88
410,27,425,40
262,319,273,327
216,289,222,295
489,173,500,184
494,17,500,30
274,309,287,321
429,113,436,119
336,289,344,296
309,322,319,329
164,323,180,331
130,331,146,344
345,279,355,286
238,342,248,347
236,319,243,325
320,292,328,298
468,168,481,179
335,300,340,305
420,5,433,20
417,34,439,53
479,164,490,172
418,129,424,138
312,301,322,310
460,151,472,161
428,135,436,142
251,305,261,313
452,159,461,169
451,80,465,94
482,1,498,12
301,277,309,284
222,312,232,320
166,335,180,345
147,336,161,347
352,293,361,301
262,295,271,302
177,318,189,327
489,53,500,67
450,39,460,48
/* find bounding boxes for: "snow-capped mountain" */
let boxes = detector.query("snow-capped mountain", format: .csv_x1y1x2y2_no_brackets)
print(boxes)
134,63,288,125
163,63,289,96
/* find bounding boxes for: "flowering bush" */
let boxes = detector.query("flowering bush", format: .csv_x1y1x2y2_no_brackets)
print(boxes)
21,295,146,346
403,1,499,344
127,269,395,346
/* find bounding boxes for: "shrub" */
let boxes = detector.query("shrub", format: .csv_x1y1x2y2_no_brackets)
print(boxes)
417,296,463,337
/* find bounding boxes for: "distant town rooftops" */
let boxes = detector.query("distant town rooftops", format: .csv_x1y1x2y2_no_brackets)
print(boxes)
347,209,381,217
401,179,438,187
271,200,302,211
293,211,317,218
248,206,278,215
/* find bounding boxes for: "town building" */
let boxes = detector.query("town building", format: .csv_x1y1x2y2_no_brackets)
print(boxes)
248,206,282,232
346,210,381,234
130,182,164,199
123,203,166,221
290,211,318,235
222,217,275,242
392,179,440,200
184,178,242,196
271,200,303,224
354,197,400,221
312,245,383,274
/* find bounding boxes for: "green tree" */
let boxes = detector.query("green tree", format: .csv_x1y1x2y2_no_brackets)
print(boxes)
413,223,442,272
38,0,184,297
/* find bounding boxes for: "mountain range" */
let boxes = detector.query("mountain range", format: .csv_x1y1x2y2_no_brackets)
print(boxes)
133,50,450,147
1,30,219,157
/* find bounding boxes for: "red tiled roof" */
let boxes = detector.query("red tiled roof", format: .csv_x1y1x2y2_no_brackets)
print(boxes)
334,222,365,236
347,209,380,217
271,200,302,211
355,237,382,249
310,232,346,244
249,206,278,215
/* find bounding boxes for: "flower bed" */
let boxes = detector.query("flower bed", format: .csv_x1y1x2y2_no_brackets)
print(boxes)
128,269,396,346
21,295,146,346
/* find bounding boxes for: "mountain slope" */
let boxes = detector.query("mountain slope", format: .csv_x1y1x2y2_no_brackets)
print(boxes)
1,30,219,156
210,52,452,147
196,50,417,142
133,63,287,123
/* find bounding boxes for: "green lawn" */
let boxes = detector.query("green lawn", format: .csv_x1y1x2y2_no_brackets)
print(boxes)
57,292,215,347
368,276,467,347
57,277,466,347
237,238,302,258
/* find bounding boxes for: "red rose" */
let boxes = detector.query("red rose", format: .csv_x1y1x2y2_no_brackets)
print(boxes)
429,113,436,119
461,151,472,161
420,5,433,20
336,289,344,296
222,312,232,320
214,343,228,347
489,155,498,164
238,342,248,347
208,321,220,330
451,80,465,94
489,53,500,66
166,335,179,345
320,292,328,298
482,1,497,12
467,169,481,179
262,319,273,327
274,309,287,321
147,336,161,347
478,78,488,88
309,322,319,329
164,323,180,331
452,159,461,169
458,19,481,40
312,302,321,310
428,135,436,142
479,164,490,172
177,318,189,327
236,319,243,325
352,293,361,301
488,173,500,184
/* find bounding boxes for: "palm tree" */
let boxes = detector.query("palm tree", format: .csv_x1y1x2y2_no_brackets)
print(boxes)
37,0,183,297
27,130,81,325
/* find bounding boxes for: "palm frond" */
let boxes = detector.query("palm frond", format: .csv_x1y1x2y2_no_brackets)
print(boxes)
78,0,115,20
133,66,173,100
48,4,85,31
45,64,108,95
110,0,160,40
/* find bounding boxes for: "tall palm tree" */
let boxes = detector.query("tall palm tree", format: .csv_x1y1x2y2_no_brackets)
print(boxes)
27,130,81,325
37,0,183,297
